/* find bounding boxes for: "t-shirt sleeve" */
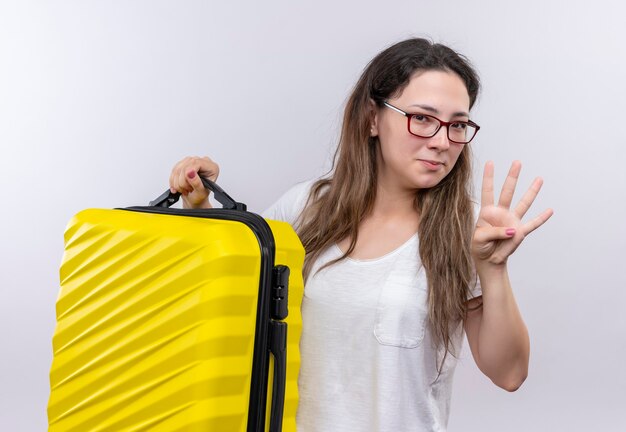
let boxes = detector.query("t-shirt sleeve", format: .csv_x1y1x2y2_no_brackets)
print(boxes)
261,179,315,227
469,271,483,300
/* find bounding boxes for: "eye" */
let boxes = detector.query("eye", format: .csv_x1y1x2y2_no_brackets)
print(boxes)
411,114,430,123
450,122,467,130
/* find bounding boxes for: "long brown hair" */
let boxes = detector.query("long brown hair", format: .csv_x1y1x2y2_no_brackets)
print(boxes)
296,38,480,364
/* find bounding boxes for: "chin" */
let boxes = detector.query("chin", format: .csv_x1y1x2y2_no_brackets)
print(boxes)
411,174,445,190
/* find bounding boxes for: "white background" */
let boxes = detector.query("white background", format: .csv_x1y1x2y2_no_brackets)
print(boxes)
1,1,625,431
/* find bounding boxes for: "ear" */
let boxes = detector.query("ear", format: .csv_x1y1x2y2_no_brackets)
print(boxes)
369,98,379,137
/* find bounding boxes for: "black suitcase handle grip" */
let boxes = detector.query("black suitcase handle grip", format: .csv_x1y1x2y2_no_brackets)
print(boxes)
149,177,247,211
268,321,287,432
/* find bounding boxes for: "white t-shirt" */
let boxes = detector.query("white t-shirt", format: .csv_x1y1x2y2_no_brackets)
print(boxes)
262,180,481,432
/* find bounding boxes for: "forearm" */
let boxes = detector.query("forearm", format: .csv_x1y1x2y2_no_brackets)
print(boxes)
473,263,530,391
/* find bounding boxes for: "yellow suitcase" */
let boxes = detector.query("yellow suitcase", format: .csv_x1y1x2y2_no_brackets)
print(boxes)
48,179,304,431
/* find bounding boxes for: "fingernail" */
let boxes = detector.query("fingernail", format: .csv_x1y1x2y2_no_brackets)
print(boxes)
506,228,516,236
187,171,196,179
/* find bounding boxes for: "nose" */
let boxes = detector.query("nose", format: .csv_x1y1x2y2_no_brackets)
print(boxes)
426,125,450,151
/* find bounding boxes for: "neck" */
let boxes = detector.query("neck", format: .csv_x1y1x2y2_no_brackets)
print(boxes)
370,173,419,221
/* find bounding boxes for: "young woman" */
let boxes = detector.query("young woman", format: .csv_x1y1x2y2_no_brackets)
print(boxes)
168,38,553,432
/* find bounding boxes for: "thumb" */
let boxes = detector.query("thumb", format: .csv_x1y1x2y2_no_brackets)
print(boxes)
186,170,208,194
473,226,516,244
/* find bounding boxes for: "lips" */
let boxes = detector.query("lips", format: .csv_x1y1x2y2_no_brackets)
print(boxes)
418,159,445,171
418,159,444,166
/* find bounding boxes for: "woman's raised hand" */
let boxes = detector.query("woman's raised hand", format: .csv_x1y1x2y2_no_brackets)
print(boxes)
169,156,220,209
471,161,553,268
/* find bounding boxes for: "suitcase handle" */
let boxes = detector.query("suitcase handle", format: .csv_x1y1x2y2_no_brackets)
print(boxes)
268,321,287,432
149,177,247,211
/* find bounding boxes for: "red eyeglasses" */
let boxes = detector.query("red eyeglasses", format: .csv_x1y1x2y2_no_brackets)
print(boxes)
383,102,480,144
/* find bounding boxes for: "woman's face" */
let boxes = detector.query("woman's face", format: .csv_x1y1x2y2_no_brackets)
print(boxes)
373,70,471,191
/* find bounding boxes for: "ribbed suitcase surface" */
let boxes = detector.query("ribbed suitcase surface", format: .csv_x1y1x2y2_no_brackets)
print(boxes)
48,207,304,431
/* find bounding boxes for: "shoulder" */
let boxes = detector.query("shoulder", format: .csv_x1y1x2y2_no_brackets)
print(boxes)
261,179,319,226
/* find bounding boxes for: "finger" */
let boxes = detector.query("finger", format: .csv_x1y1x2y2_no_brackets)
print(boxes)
178,164,193,194
514,177,543,218
498,160,521,209
481,161,495,207
522,208,554,235
170,157,190,193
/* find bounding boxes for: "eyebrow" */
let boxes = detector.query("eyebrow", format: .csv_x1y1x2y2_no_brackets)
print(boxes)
408,104,469,118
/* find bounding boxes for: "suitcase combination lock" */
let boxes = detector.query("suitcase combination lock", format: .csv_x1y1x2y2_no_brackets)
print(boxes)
271,265,289,320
